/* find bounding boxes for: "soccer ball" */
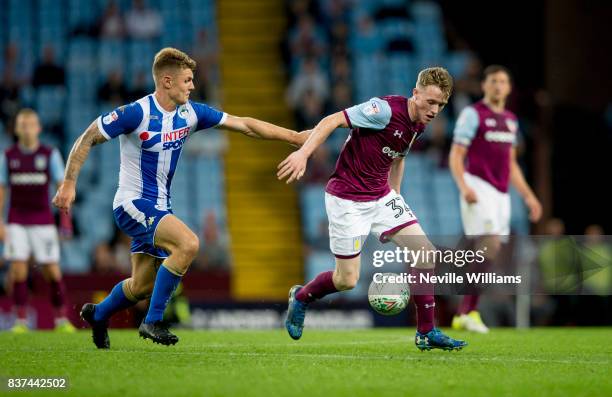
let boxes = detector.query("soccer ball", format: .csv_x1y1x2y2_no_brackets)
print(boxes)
368,273,410,316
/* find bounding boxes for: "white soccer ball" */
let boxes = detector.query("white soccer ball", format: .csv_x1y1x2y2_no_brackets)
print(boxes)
368,273,410,316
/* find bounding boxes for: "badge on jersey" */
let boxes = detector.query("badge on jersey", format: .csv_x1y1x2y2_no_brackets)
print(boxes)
362,101,380,116
103,111,119,125
34,155,47,170
178,106,190,119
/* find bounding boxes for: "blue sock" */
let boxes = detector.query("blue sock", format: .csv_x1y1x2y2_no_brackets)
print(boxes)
144,264,182,324
94,280,136,322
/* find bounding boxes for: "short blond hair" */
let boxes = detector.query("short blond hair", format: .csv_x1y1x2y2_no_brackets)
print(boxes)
152,47,196,84
15,108,39,122
416,67,453,101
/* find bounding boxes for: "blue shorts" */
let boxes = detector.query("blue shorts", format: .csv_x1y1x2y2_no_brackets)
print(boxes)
113,198,172,258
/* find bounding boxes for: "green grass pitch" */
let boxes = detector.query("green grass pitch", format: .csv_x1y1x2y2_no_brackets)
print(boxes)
1,328,611,397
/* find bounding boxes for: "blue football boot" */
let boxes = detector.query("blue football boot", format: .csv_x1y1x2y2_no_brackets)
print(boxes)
285,285,307,340
415,327,467,351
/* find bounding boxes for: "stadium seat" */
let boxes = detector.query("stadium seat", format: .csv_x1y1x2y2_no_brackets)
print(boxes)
354,56,386,101
98,39,126,79
300,184,327,242
36,86,66,126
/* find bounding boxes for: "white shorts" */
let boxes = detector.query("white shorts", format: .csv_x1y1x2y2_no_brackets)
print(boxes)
4,224,60,263
460,173,510,237
325,190,418,258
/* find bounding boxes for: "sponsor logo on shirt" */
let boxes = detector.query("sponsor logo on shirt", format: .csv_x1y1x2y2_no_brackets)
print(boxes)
382,146,402,159
10,172,48,185
484,131,515,143
162,126,190,150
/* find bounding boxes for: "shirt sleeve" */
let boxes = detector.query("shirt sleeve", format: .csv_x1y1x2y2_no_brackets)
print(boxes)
190,101,226,131
507,117,520,147
343,97,392,130
96,102,144,140
49,148,65,184
0,153,6,186
453,106,479,147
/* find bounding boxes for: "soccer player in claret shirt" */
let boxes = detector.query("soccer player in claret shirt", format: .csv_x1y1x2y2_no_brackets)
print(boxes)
449,65,542,333
278,67,467,351
53,47,308,348
0,109,75,333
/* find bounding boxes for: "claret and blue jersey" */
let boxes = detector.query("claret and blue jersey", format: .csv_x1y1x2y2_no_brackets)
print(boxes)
98,94,226,257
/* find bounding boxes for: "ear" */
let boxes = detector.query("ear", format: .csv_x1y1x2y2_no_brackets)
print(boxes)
162,75,172,89
412,87,418,98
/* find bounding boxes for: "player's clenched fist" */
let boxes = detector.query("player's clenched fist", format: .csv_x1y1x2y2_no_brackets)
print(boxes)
277,150,308,184
53,181,76,213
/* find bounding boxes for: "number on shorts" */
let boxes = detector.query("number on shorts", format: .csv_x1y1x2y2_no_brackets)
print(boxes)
385,197,404,219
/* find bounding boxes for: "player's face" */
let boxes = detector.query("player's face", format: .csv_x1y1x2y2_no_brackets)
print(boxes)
169,68,195,105
15,114,42,143
412,85,447,124
482,71,511,102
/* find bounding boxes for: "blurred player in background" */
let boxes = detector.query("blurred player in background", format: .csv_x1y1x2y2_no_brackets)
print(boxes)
278,67,467,351
0,108,75,333
449,65,542,333
53,48,308,348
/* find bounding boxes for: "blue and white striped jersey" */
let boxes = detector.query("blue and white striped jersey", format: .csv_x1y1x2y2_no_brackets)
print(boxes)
96,94,226,211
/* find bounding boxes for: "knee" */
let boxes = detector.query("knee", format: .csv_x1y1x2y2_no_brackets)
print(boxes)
334,271,359,291
177,233,199,262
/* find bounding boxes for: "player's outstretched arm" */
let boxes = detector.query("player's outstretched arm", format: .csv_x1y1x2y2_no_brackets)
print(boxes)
277,111,347,184
222,115,310,147
53,121,107,212
509,148,542,222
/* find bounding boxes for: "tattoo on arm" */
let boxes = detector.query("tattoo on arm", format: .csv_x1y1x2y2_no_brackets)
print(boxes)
64,122,107,183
